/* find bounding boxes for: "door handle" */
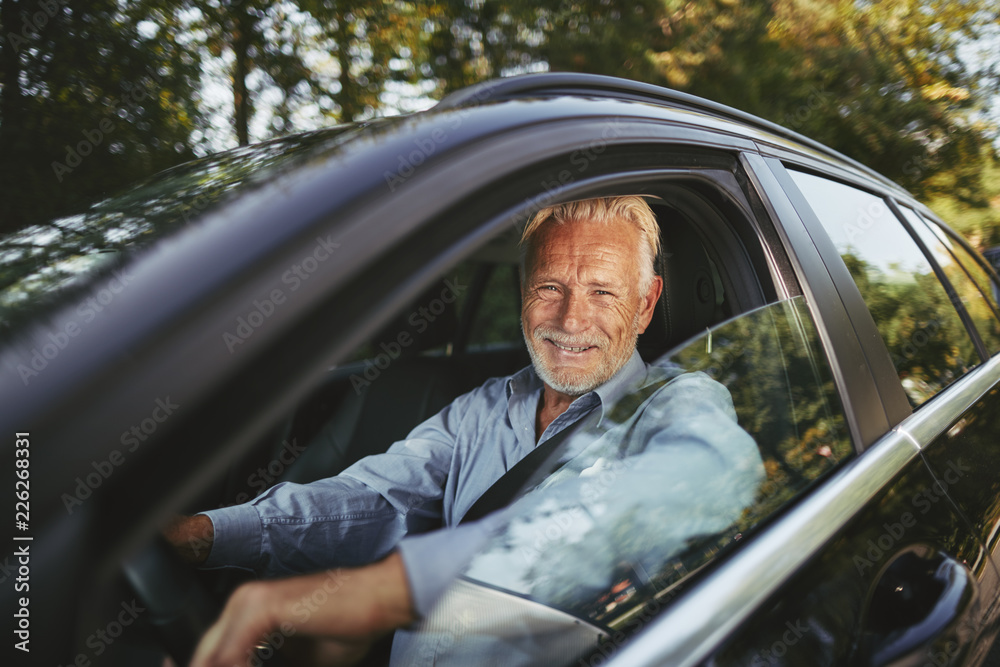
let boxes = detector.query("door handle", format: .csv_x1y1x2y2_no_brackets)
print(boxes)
858,546,977,667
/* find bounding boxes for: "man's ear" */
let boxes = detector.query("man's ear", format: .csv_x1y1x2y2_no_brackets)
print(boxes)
636,275,663,334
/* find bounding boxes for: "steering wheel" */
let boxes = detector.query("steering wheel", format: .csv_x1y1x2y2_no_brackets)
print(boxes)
121,535,223,666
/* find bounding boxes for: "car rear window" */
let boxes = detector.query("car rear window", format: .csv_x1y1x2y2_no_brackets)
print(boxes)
787,169,981,408
898,207,1000,357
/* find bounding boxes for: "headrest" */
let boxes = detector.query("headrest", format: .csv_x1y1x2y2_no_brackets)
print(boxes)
372,277,461,355
638,207,718,358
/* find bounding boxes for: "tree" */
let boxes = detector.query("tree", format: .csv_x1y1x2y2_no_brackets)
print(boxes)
538,0,669,82
301,0,422,122
0,0,202,234
651,0,999,201
419,0,548,95
191,0,422,147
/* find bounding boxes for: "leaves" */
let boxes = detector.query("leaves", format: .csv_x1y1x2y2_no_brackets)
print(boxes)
1,0,997,238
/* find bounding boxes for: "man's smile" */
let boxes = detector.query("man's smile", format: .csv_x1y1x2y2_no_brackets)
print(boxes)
546,338,597,353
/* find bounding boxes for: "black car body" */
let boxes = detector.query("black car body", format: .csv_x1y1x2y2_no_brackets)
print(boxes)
3,73,1000,666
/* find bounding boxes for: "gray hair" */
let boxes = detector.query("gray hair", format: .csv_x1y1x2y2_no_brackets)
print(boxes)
520,196,660,291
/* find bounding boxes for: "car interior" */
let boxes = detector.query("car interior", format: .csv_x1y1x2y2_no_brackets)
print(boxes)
111,180,853,666
188,191,746,514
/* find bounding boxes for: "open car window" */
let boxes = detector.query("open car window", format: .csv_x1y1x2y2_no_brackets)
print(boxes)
399,295,853,665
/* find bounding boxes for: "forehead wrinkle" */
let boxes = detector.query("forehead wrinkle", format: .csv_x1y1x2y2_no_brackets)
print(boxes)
527,225,642,288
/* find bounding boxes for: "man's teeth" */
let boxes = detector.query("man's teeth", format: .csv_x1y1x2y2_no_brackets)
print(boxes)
552,340,591,352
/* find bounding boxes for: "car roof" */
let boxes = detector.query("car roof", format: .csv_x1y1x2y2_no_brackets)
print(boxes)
433,72,908,196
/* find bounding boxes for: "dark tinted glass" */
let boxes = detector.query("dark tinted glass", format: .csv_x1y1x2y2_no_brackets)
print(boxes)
788,170,978,407
899,208,1000,356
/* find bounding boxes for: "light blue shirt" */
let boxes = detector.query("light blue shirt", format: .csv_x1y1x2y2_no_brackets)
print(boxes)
201,350,759,620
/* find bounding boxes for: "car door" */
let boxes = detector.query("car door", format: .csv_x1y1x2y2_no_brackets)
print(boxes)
0,102,801,665
406,146,995,665
405,147,998,667
643,153,1000,667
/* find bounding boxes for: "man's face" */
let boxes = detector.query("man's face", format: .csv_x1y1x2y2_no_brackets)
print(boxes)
521,217,662,397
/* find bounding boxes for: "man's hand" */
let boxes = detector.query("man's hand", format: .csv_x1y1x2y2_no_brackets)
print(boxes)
162,514,214,564
191,552,415,667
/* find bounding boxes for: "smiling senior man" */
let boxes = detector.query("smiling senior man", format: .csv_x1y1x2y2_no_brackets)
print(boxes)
181,196,762,666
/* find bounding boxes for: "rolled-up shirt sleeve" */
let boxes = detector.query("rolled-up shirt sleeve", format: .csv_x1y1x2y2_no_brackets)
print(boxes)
198,383,488,579
200,476,405,576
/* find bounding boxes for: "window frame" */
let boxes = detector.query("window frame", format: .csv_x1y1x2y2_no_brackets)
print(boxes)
742,153,898,450
886,198,994,360
909,207,1000,327
773,159,991,417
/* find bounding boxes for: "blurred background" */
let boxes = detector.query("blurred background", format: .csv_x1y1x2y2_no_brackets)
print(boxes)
0,0,997,249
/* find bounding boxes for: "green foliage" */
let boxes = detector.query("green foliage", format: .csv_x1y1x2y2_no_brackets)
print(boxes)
0,0,202,233
925,149,1000,248
651,0,998,201
1,0,997,241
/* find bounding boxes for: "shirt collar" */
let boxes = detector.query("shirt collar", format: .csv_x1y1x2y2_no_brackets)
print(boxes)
506,349,649,426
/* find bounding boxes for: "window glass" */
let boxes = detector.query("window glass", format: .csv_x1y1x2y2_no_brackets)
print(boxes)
937,231,1000,312
788,170,979,407
400,296,852,665
899,208,1000,356
467,262,523,351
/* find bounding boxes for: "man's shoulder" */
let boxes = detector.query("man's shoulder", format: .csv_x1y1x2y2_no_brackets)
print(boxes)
454,364,533,406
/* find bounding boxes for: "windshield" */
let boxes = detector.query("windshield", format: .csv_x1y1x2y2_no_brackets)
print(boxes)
0,125,364,340
397,296,852,665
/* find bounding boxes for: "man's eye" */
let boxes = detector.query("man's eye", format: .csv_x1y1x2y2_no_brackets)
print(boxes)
595,290,613,296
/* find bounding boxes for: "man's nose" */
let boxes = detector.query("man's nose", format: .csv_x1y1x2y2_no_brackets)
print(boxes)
557,292,591,333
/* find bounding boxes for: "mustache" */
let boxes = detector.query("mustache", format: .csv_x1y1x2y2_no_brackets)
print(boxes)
531,324,606,349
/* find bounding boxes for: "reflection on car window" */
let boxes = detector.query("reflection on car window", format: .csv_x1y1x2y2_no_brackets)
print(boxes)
899,208,1000,357
0,126,360,340
402,296,851,666
788,169,980,407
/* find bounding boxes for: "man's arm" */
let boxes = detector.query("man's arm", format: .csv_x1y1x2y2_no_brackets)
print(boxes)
191,552,415,667
163,514,214,564
165,381,491,577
